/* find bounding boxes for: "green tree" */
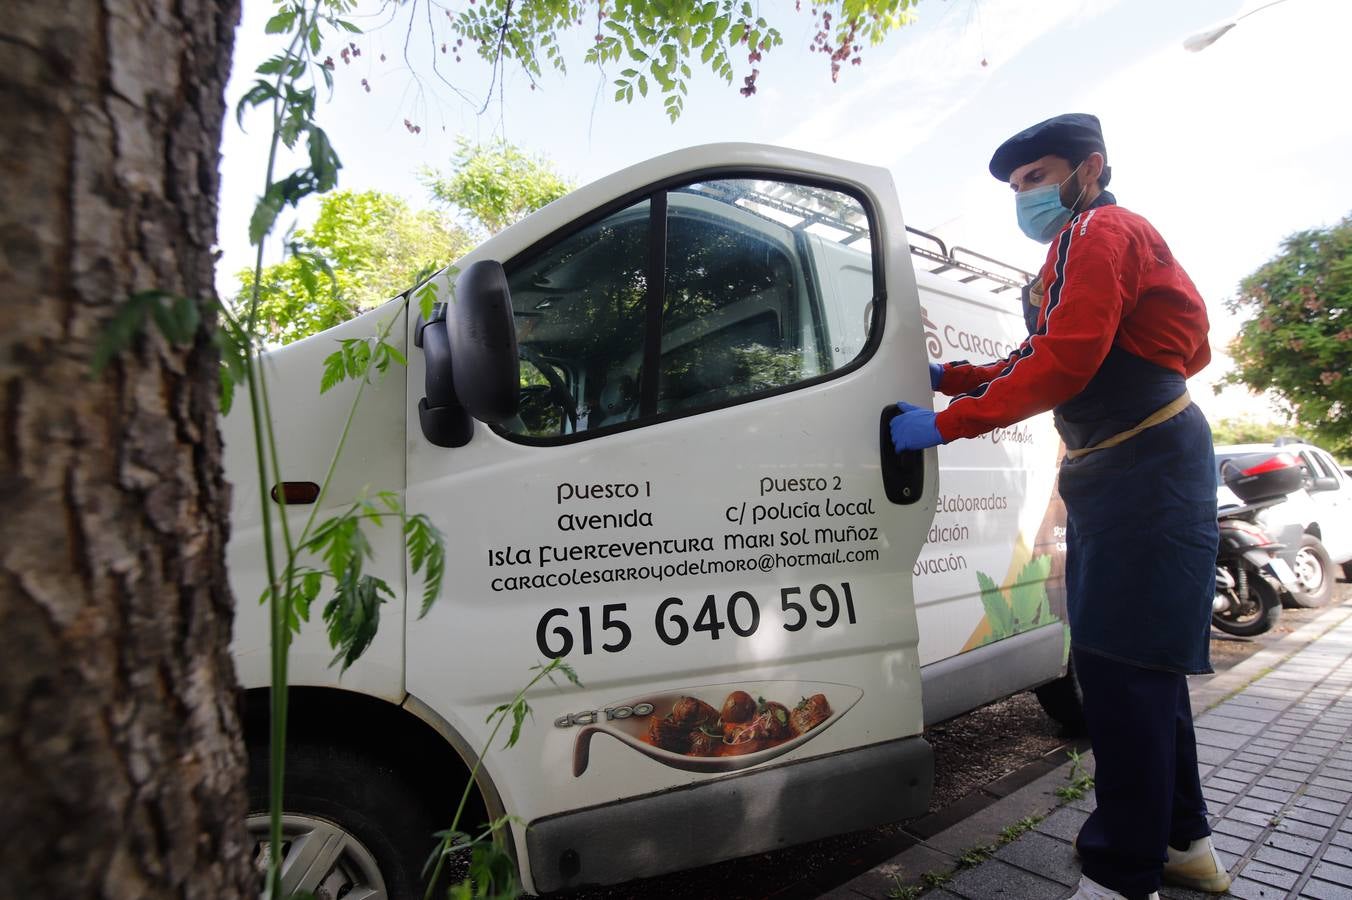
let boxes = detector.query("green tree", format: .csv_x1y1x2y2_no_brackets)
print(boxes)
1208,415,1319,448
1224,214,1352,455
236,189,472,344
422,137,573,236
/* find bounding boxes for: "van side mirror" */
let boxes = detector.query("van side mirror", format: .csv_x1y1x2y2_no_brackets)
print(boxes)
1311,476,1339,492
451,260,520,423
413,260,521,447
415,308,473,448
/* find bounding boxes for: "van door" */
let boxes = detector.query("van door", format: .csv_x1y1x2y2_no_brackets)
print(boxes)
402,145,937,892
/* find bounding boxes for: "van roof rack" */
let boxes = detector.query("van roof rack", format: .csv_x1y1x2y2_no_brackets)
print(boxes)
684,181,1033,298
906,227,1033,295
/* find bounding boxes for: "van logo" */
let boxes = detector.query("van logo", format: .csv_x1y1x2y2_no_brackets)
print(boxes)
920,305,941,359
555,703,655,728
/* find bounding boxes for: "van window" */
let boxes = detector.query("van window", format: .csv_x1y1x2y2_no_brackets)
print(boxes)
499,179,877,441
658,180,872,413
502,200,651,438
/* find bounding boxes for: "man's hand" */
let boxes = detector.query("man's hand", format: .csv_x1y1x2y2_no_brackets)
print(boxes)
929,363,944,391
890,401,944,452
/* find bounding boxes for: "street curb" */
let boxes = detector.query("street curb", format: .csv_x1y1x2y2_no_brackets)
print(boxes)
826,596,1352,899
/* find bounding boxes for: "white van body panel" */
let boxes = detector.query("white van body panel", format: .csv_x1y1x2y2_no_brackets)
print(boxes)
223,303,409,701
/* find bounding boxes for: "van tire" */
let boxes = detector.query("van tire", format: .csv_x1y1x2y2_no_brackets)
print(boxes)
1286,534,1333,608
247,740,447,900
1033,658,1086,736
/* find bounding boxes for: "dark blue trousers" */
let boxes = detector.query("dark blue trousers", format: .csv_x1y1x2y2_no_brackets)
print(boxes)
1073,648,1212,898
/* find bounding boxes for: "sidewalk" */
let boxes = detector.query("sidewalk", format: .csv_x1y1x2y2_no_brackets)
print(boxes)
827,603,1352,900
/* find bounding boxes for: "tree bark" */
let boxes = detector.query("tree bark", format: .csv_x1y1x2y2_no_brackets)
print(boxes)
0,1,252,897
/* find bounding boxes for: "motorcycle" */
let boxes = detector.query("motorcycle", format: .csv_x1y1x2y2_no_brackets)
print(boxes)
1212,504,1298,637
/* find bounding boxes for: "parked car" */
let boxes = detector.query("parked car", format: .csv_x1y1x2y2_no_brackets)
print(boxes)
1215,441,1352,606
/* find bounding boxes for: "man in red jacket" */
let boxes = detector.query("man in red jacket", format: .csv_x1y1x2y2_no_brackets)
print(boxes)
890,114,1230,900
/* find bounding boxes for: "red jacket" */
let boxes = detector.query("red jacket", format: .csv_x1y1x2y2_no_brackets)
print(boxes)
934,201,1211,441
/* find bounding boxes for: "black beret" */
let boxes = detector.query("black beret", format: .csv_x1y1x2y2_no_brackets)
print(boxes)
989,113,1108,182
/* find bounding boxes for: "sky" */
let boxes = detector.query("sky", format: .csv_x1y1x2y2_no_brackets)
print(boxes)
216,0,1352,424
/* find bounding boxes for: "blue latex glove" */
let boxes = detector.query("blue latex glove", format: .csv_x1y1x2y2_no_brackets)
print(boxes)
890,401,944,453
929,362,944,391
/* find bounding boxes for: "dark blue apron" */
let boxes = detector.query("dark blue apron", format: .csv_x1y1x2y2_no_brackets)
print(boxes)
1055,348,1218,674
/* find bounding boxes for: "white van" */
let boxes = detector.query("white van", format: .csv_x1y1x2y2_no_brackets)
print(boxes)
225,144,1071,898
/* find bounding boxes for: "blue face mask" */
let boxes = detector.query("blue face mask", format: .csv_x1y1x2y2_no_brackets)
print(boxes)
1015,165,1087,243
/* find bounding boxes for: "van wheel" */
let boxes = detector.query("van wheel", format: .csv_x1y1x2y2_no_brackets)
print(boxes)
1286,534,1334,608
1033,657,1086,736
247,740,455,900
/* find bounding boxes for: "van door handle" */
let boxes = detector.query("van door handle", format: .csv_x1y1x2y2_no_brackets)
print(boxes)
879,405,924,505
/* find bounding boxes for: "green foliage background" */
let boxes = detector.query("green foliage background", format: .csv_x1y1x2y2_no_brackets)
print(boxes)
422,137,573,237
1225,214,1352,456
236,189,471,345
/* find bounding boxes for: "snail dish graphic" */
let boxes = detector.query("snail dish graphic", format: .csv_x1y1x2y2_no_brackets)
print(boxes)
569,681,861,776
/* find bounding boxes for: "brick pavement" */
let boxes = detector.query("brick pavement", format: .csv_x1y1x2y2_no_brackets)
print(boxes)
828,606,1352,900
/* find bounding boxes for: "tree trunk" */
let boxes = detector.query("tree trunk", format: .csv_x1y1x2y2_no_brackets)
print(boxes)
0,1,252,897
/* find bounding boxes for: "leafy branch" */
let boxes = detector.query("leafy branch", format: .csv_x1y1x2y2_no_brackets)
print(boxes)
423,659,582,900
351,0,919,125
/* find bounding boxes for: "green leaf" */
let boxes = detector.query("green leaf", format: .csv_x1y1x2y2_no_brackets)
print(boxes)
236,80,279,129
335,19,362,34
415,280,440,323
142,291,201,344
91,293,152,374
256,55,289,76
503,699,530,749
298,570,323,624
550,659,581,688
264,10,295,34
323,572,392,672
637,74,648,97
381,341,408,369
219,359,237,414
406,514,446,618
249,185,286,246
320,348,346,393
343,338,372,380
729,22,746,45
92,291,201,374
307,125,342,192
976,571,1015,640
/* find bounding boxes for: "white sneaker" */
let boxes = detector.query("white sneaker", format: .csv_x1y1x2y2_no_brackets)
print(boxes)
1163,835,1232,892
1066,875,1159,900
